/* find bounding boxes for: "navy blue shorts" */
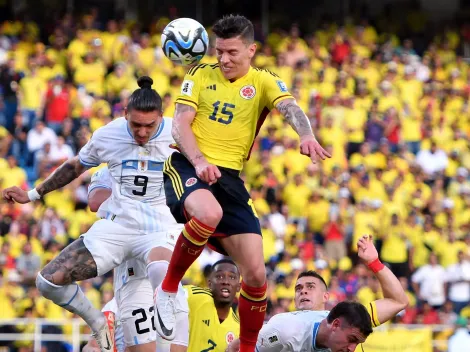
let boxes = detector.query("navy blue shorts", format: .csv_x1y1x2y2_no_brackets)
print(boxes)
163,152,262,254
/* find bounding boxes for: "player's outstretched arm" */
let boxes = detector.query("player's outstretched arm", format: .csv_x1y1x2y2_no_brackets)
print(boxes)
276,98,331,163
173,103,221,184
357,235,409,326
2,156,88,204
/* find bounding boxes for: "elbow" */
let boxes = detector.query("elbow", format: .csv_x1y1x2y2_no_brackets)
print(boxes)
399,294,409,310
88,200,100,213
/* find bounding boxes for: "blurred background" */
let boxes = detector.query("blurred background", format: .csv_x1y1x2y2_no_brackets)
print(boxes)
0,0,470,351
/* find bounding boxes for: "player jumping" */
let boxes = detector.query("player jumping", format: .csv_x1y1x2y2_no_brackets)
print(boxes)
155,15,330,352
85,167,189,352
2,77,187,352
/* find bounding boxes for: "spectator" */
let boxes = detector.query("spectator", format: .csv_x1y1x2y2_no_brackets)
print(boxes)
18,65,46,129
412,253,447,309
446,251,470,314
0,58,21,132
26,120,57,157
44,75,70,133
416,140,449,179
49,135,74,163
16,242,41,287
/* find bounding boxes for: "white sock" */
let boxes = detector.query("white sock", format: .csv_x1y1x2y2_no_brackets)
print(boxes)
36,273,105,332
146,260,169,291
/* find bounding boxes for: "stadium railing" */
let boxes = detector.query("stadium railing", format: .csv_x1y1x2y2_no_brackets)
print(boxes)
0,319,458,351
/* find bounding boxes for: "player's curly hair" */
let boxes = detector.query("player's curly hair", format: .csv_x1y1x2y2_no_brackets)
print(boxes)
212,14,254,44
127,76,162,112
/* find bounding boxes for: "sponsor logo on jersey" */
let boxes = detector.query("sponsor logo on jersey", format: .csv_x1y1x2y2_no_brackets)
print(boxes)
240,85,256,99
206,84,216,90
276,80,288,92
226,331,235,344
181,80,194,96
185,177,197,187
265,333,281,346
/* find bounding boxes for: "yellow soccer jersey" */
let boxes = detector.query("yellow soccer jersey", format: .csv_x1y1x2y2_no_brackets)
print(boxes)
185,285,240,352
176,64,293,170
365,300,380,327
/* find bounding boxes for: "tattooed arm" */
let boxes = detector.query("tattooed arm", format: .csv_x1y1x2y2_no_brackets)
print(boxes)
172,103,221,184
276,98,314,138
37,156,88,196
2,156,88,204
172,103,206,166
276,98,331,162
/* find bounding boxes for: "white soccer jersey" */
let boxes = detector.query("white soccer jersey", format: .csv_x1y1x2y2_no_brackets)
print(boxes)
88,167,149,293
256,310,330,352
79,116,180,233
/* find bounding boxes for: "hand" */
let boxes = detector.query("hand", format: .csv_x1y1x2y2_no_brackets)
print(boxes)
300,135,331,164
226,339,240,352
357,235,379,264
2,186,30,204
195,161,221,185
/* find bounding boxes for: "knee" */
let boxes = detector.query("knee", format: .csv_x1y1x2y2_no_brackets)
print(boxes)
36,272,55,298
196,206,223,228
185,190,223,228
241,264,266,287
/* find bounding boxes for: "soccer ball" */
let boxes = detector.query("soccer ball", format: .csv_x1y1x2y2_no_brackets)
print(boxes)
161,18,209,66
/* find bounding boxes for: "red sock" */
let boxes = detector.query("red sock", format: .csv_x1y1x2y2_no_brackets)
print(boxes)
238,281,268,352
161,218,215,292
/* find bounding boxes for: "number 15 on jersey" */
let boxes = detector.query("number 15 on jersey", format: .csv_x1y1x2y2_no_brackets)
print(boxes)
209,101,235,125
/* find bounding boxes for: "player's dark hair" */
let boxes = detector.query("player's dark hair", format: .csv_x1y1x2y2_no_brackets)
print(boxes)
297,270,328,290
127,76,162,112
212,258,239,273
212,15,254,44
326,301,373,337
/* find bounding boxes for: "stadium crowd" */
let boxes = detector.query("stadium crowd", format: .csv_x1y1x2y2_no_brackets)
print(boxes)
0,6,470,351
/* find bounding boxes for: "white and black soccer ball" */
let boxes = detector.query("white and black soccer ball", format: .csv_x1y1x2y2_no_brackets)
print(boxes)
161,18,209,66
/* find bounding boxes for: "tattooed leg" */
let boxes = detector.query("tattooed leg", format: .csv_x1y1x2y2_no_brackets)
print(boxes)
36,238,105,332
40,238,97,285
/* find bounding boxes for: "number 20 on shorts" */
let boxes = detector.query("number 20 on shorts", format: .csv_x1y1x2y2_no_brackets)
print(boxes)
209,101,235,125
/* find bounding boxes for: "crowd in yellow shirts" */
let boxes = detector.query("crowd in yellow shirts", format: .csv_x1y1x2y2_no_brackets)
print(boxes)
0,8,469,351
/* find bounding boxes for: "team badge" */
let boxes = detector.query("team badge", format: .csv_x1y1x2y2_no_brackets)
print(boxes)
226,332,235,344
240,85,256,99
185,177,197,187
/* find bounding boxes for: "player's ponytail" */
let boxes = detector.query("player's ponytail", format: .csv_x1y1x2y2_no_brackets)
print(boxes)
127,76,163,112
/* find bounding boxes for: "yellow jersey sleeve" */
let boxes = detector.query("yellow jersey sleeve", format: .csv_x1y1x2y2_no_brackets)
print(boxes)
175,64,210,110
366,301,380,327
256,68,293,110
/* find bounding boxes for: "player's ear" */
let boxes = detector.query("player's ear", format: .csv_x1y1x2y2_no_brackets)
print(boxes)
236,279,241,293
323,291,330,303
332,318,341,330
124,107,128,120
248,42,256,59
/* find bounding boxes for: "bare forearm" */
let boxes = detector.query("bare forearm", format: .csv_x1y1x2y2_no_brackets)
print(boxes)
172,104,206,166
276,98,314,138
372,266,409,324
36,156,86,196
375,266,408,305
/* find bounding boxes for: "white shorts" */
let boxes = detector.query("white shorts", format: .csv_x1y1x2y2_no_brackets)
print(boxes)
116,277,189,348
81,219,177,276
116,278,155,347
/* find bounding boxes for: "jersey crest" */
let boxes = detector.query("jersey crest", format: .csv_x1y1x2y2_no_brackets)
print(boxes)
240,85,256,100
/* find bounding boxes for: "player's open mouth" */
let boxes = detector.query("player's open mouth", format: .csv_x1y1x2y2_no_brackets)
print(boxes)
300,298,310,303
222,66,231,72
221,288,230,297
